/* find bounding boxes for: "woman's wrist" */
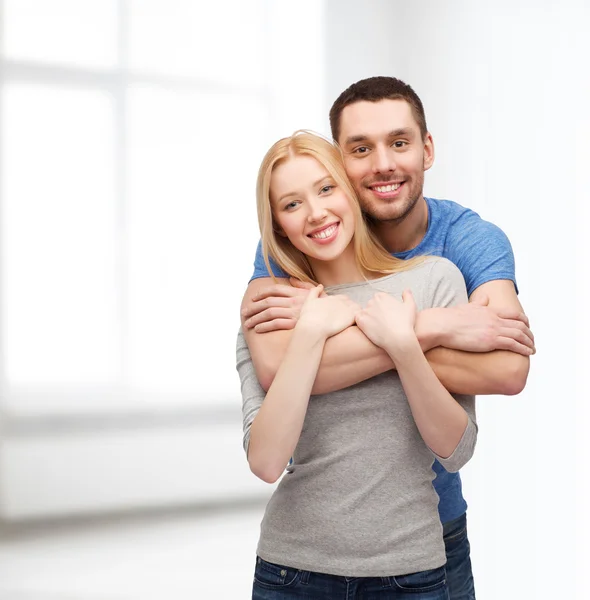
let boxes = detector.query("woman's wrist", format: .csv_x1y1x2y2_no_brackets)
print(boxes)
294,317,330,345
384,332,422,365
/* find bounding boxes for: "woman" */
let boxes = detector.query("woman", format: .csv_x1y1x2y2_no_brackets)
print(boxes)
236,131,477,599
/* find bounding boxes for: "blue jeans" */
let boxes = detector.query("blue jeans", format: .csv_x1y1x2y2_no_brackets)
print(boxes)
252,557,449,599
443,513,476,600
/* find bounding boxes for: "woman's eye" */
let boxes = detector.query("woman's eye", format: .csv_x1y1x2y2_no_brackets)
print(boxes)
320,185,334,194
285,201,298,210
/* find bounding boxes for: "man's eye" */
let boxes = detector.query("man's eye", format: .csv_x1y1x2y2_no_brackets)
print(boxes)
353,146,370,154
393,140,407,148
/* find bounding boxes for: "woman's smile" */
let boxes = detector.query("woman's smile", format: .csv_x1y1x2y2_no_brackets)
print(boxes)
307,222,340,244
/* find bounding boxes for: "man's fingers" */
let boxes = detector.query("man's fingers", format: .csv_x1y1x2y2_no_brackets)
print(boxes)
242,296,302,319
499,327,535,350
497,336,535,356
499,319,535,344
245,307,296,329
496,309,530,327
254,318,297,333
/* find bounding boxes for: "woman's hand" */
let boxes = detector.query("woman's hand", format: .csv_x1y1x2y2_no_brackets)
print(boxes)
298,284,360,340
355,290,419,355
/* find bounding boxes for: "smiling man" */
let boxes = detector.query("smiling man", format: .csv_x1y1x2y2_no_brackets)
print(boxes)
239,76,535,600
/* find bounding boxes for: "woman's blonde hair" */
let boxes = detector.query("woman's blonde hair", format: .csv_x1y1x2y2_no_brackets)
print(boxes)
256,130,423,284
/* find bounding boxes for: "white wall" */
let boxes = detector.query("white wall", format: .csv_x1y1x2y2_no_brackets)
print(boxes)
323,1,588,598
1,1,588,595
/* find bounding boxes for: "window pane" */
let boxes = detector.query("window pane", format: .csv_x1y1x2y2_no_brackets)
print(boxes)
127,0,265,85
3,0,118,68
1,84,119,385
126,85,267,401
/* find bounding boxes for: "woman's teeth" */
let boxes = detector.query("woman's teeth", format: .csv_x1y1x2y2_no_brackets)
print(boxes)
310,224,338,239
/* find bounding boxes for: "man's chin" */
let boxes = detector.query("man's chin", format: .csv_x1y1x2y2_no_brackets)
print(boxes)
363,200,408,223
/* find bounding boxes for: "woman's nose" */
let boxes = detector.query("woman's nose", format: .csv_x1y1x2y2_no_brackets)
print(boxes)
307,204,328,223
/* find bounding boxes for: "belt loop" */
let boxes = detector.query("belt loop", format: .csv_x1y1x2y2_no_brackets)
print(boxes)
381,576,392,588
300,569,310,585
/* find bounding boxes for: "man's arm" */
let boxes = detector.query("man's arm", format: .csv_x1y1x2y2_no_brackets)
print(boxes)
462,279,530,394
242,277,532,396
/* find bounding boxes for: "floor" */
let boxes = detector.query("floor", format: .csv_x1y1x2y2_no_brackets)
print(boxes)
0,502,265,600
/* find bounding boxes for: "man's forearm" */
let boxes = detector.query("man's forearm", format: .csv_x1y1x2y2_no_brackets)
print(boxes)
312,326,394,393
425,347,529,396
247,324,529,396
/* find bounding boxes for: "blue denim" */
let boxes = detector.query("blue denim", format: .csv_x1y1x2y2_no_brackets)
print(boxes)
252,557,449,599
443,513,476,599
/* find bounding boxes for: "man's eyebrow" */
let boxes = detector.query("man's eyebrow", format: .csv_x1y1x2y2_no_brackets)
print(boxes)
343,134,370,146
343,128,414,146
387,127,414,138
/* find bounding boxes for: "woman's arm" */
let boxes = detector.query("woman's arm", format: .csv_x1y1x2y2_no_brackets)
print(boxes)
247,321,326,483
239,286,360,484
385,332,477,471
355,285,477,471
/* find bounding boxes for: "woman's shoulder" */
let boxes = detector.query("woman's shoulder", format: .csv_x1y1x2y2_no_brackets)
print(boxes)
419,255,464,279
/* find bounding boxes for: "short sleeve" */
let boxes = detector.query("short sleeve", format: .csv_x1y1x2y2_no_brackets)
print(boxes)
250,240,289,282
425,257,469,309
236,329,266,455
446,212,517,297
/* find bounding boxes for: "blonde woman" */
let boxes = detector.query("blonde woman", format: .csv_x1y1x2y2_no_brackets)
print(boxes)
237,131,477,599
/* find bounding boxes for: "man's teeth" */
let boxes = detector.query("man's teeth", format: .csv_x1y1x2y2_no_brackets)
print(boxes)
374,183,401,193
310,224,338,239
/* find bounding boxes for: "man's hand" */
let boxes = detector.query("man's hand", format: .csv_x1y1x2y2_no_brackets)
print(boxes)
241,278,318,333
418,294,535,355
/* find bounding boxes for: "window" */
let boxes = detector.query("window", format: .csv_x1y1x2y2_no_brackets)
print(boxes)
0,0,326,414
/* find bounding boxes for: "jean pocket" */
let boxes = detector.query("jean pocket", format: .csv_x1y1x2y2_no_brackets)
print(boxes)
254,557,300,589
393,565,446,592
442,513,468,542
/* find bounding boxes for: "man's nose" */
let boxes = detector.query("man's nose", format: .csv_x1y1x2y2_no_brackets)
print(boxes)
372,146,396,174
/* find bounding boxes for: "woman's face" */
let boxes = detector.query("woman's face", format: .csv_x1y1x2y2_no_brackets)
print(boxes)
270,155,356,264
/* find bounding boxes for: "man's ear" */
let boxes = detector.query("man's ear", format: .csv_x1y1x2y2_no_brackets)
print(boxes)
423,132,435,172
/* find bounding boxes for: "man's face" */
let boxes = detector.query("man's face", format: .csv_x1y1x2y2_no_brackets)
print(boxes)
338,99,434,223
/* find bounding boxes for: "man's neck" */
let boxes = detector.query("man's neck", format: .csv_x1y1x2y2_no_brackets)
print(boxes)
373,196,429,254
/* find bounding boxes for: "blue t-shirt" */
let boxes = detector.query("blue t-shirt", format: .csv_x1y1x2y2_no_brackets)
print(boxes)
250,197,518,524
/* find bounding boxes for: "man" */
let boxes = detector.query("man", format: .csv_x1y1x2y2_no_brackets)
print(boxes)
240,77,535,599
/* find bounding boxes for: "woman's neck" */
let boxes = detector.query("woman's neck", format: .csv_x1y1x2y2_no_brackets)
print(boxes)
307,243,365,287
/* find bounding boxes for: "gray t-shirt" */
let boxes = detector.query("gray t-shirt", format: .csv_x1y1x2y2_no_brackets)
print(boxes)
236,257,478,577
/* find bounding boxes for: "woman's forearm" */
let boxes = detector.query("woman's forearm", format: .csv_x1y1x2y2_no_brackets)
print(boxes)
386,337,471,461
248,322,326,483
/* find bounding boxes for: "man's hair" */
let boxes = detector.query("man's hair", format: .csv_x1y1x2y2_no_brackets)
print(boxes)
329,76,428,142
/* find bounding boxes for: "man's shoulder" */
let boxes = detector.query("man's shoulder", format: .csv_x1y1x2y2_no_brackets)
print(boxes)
427,197,507,239
427,197,482,224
